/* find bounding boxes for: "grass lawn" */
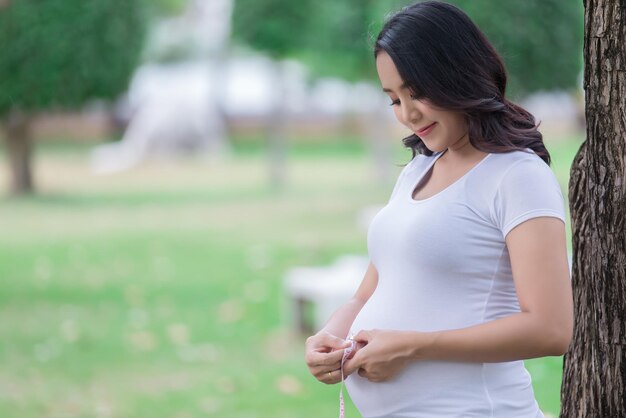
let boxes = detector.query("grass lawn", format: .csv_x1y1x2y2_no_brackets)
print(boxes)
0,135,582,417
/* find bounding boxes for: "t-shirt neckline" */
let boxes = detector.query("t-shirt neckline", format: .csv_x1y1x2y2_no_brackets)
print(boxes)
408,151,492,204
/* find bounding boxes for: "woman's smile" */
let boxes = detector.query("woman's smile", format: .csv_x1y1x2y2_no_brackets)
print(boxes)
415,122,437,136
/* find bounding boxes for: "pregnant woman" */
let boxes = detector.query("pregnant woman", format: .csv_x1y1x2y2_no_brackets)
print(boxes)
304,2,573,417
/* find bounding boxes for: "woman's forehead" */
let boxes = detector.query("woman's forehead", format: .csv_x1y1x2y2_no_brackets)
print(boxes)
376,51,406,92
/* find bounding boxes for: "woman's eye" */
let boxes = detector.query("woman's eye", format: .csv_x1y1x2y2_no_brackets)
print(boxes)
389,99,400,106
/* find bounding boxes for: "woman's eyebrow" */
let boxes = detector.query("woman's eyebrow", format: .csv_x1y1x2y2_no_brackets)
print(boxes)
382,82,409,93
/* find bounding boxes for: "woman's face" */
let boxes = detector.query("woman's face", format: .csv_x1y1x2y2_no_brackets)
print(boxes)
376,51,468,153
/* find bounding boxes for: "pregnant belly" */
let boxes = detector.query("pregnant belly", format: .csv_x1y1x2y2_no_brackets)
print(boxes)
345,361,491,417
346,291,539,417
346,295,490,417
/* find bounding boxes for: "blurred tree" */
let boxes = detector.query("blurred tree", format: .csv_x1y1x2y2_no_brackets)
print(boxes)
147,0,188,17
232,0,402,81
232,0,406,186
560,1,625,417
0,0,146,195
451,0,583,96
232,0,319,187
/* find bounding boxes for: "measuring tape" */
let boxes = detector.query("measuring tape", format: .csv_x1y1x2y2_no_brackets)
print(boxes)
339,336,356,418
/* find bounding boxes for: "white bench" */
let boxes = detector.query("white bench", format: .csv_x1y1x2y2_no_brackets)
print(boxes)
284,255,369,333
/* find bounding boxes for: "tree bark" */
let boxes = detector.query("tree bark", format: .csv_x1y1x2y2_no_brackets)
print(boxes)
3,111,34,195
560,1,626,417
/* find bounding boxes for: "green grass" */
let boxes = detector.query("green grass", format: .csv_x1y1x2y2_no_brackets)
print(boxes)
0,135,582,417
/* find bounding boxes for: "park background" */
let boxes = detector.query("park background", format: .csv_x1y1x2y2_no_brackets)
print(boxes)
0,0,584,417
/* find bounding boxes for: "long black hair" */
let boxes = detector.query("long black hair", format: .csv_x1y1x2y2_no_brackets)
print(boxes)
375,1,551,165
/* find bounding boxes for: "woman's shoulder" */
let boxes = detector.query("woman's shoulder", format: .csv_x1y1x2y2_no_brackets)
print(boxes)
487,148,544,166
487,149,565,236
485,148,551,180
465,148,555,203
484,149,561,203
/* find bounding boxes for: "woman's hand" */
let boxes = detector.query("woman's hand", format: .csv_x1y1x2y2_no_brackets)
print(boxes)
343,329,427,382
305,331,353,384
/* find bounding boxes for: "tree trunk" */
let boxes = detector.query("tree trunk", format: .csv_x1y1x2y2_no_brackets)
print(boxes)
200,0,233,158
559,1,626,417
363,96,393,185
267,61,288,189
4,111,34,195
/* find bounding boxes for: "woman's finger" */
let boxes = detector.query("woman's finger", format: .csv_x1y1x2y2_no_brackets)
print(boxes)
307,332,352,351
353,329,372,344
318,368,342,384
306,346,346,368
342,350,363,376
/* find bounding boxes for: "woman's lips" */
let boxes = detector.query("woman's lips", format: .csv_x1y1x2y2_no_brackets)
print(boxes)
416,122,436,136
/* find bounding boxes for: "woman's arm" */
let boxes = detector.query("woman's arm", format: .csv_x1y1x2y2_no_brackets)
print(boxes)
304,262,378,384
344,217,573,381
318,261,379,338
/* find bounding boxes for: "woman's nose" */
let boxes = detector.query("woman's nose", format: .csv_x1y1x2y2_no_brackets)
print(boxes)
402,101,420,124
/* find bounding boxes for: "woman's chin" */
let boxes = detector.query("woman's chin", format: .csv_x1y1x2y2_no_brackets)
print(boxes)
421,141,440,153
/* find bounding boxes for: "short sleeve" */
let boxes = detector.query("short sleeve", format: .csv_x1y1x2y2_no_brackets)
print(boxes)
492,157,566,239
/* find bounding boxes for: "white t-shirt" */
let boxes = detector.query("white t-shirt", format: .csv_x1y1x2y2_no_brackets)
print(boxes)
346,149,566,418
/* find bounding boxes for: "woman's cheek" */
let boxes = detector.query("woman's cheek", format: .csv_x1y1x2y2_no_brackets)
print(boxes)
392,107,404,125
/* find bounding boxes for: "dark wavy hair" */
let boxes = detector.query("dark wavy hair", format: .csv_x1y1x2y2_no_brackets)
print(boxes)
374,1,551,165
